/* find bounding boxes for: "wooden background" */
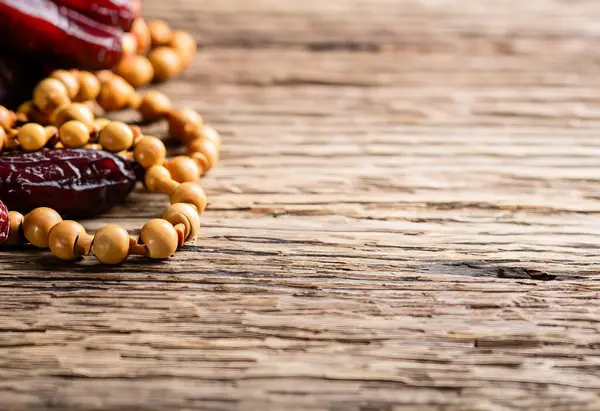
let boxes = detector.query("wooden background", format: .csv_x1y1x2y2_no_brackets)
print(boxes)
2,0,600,410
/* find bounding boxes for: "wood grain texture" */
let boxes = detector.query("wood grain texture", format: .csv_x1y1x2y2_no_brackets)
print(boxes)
2,0,600,410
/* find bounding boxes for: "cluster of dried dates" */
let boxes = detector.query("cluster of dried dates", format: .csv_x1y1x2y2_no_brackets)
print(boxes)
0,0,139,106
0,0,142,233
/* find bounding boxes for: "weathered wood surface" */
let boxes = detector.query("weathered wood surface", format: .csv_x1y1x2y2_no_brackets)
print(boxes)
2,0,600,410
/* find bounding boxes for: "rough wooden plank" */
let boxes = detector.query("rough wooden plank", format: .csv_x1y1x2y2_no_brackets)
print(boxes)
1,0,600,410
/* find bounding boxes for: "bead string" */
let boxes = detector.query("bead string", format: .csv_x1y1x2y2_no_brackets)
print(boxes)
0,18,218,264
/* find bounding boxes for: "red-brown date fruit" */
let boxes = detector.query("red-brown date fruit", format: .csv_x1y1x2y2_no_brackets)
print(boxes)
0,148,137,217
0,200,8,247
0,0,137,70
51,0,138,32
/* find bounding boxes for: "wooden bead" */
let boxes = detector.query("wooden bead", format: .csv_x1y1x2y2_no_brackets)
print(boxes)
99,121,134,152
23,207,63,248
48,220,86,261
170,30,197,68
140,219,178,259
170,182,208,214
134,136,166,169
188,138,219,170
115,55,154,88
131,18,151,55
4,129,18,151
16,101,34,116
52,103,95,128
33,78,70,113
97,75,136,111
145,165,171,192
148,19,173,47
0,127,4,152
129,93,142,110
95,70,115,84
18,123,54,152
148,47,181,82
162,203,201,241
75,71,101,102
158,179,180,195
94,118,111,131
166,155,201,183
92,224,130,265
168,108,203,140
122,33,137,57
6,211,25,246
184,124,221,147
0,105,16,129
27,106,53,125
50,70,80,99
59,120,90,148
138,91,171,121
189,152,209,172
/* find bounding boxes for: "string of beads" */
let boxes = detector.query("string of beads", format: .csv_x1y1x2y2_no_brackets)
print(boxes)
0,18,219,264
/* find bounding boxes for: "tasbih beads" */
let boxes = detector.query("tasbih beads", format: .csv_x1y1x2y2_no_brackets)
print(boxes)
0,18,221,264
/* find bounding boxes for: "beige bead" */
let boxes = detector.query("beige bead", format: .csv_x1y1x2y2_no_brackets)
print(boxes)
148,47,181,82
115,55,154,88
122,33,137,57
97,75,135,111
18,123,54,152
162,202,200,241
168,108,203,140
188,138,219,170
33,78,70,113
59,120,90,148
144,165,171,192
166,155,201,183
52,103,95,128
140,219,178,259
189,152,209,173
75,71,101,102
6,211,25,246
184,124,221,147
129,93,142,110
148,19,172,47
50,70,80,99
4,129,18,151
23,207,63,248
95,70,114,84
170,182,208,214
131,18,151,55
92,224,130,265
16,101,34,116
130,125,143,143
170,30,197,68
27,106,53,125
94,118,111,131
134,136,166,169
48,220,86,261
0,105,16,129
138,91,171,121
99,121,134,152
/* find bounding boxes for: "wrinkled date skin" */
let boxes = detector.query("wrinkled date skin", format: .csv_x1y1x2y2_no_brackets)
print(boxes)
0,200,8,247
0,0,139,106
0,0,137,69
0,149,137,217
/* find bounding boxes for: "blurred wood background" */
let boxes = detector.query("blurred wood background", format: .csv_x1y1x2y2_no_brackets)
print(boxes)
2,0,600,410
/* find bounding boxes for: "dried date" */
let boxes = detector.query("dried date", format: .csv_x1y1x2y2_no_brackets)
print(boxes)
0,148,137,217
0,0,138,70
